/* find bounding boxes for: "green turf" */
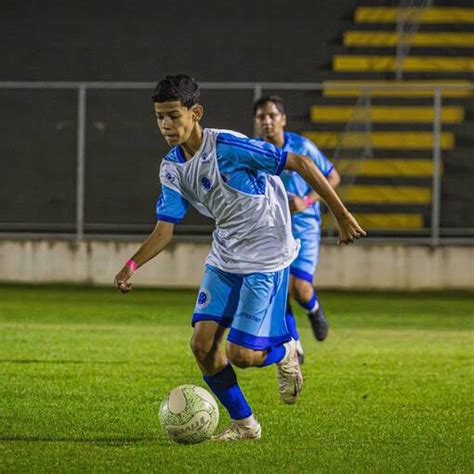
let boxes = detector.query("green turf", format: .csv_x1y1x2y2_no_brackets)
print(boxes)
1,285,473,473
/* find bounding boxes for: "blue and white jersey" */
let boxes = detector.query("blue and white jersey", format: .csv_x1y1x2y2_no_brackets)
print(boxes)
280,131,334,235
156,128,300,273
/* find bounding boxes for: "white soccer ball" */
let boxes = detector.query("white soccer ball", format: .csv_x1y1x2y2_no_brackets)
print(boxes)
159,384,219,444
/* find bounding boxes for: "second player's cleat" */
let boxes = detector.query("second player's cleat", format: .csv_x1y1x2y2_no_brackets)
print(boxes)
276,340,303,404
308,305,329,341
211,420,262,442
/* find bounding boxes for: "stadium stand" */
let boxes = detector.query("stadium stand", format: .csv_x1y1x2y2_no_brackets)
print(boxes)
304,3,474,233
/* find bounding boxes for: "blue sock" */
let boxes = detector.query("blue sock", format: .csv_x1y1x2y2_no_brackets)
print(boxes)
299,289,319,313
285,303,300,340
203,364,252,420
258,343,286,367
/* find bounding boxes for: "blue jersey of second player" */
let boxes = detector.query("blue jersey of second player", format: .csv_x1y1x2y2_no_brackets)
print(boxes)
280,131,334,233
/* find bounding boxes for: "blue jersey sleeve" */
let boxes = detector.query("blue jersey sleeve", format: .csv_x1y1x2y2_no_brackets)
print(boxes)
156,185,189,224
305,141,334,177
216,133,287,175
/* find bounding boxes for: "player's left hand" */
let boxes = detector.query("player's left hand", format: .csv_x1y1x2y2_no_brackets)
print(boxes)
114,265,134,294
289,196,307,213
336,211,367,245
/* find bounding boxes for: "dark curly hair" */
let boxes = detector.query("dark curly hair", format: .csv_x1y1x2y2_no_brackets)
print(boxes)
152,75,200,108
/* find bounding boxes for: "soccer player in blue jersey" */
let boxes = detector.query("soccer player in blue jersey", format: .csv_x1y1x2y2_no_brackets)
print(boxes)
114,75,365,441
254,96,340,361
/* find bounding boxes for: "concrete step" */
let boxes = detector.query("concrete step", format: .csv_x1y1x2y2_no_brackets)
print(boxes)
333,46,474,57
333,55,474,72
302,131,454,149
321,80,473,97
345,176,432,187
325,71,474,81
336,159,434,177
344,31,474,48
308,123,461,133
337,203,430,213
326,149,435,159
322,212,424,230
310,105,464,123
343,24,474,33
340,184,431,204
354,7,474,24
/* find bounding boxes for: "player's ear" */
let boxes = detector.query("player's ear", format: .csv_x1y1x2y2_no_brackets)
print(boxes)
282,113,287,127
191,104,204,122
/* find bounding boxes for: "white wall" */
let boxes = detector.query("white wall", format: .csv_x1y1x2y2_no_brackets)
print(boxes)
0,239,473,290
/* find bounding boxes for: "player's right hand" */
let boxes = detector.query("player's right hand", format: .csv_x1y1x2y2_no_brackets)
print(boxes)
336,211,367,245
114,265,134,294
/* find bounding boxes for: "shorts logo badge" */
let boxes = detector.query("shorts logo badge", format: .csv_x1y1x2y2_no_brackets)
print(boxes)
197,289,211,308
201,152,210,162
201,176,212,191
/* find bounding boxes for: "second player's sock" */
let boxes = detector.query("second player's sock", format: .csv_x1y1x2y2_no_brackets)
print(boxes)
299,289,319,314
258,341,290,367
203,363,252,420
285,303,300,341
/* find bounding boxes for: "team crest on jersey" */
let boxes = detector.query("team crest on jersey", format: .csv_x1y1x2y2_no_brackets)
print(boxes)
197,289,211,308
165,172,176,184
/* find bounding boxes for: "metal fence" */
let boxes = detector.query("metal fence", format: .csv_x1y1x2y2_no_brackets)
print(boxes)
1,81,473,245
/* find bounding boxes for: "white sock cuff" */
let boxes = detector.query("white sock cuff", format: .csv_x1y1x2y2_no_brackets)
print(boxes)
234,414,257,426
308,299,320,314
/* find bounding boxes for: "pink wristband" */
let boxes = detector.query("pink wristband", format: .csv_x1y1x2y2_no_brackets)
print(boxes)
303,195,313,208
126,259,138,272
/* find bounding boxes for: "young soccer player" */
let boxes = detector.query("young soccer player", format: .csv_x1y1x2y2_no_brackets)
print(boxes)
114,75,365,441
254,96,340,362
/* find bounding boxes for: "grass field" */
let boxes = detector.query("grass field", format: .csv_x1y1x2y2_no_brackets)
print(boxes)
1,285,473,473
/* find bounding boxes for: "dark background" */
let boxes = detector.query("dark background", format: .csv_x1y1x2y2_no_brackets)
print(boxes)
0,0,358,82
0,0,359,233
1,0,473,235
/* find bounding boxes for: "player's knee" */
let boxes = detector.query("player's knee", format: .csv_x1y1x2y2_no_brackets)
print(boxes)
226,345,254,369
294,279,313,303
190,335,212,362
228,354,252,369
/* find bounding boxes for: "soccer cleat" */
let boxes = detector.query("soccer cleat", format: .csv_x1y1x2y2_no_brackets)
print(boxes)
295,339,305,365
276,340,303,404
308,305,329,341
211,420,262,442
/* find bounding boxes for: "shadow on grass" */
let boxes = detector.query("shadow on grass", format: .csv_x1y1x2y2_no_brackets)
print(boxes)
0,435,168,446
0,359,157,365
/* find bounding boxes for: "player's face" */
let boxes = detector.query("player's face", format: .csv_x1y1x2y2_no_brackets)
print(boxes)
254,102,287,141
154,101,199,146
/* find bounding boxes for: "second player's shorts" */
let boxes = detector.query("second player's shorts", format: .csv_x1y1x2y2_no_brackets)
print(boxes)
289,226,321,283
192,264,290,351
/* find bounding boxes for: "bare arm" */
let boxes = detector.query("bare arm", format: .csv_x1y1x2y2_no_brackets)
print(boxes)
305,167,341,204
285,153,365,244
114,220,174,293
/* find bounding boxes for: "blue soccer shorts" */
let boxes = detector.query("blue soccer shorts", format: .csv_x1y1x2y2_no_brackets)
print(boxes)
192,264,291,351
289,226,321,283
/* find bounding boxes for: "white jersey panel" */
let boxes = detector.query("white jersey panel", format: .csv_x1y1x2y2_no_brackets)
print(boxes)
159,129,299,273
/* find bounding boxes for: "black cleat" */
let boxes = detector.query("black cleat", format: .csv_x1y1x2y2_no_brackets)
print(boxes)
308,305,329,341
